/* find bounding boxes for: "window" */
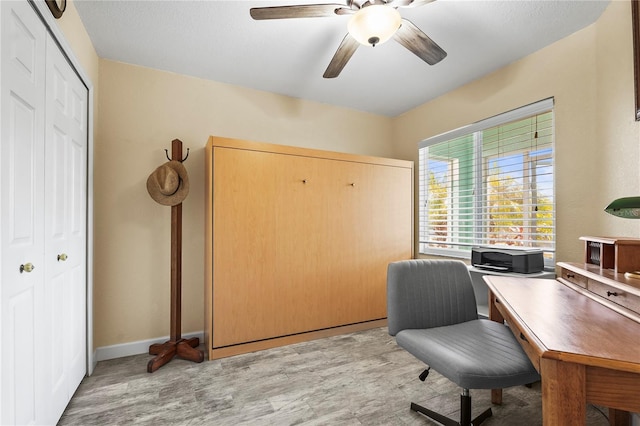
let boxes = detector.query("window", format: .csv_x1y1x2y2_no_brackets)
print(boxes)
419,98,555,264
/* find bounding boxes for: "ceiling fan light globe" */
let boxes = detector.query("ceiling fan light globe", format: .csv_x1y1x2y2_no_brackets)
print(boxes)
347,5,401,47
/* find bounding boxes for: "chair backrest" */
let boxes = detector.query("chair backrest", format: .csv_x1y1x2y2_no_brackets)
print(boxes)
387,259,478,336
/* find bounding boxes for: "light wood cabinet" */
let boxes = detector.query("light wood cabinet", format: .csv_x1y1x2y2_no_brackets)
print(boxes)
205,137,413,359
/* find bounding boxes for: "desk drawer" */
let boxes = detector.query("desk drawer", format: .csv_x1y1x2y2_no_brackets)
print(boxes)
587,279,640,313
560,268,587,288
494,299,542,372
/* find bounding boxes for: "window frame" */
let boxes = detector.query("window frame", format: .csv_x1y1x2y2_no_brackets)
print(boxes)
418,98,555,265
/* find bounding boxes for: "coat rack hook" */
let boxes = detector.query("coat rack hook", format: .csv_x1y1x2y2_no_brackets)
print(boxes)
165,148,190,163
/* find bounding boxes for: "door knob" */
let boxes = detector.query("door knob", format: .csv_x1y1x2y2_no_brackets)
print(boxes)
20,263,35,273
57,253,68,262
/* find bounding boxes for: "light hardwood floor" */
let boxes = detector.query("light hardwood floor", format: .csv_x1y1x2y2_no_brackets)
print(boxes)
59,327,609,425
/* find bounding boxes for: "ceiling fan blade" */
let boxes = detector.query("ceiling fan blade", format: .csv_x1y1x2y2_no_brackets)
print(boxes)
323,34,359,78
250,4,349,20
393,19,446,65
385,0,434,7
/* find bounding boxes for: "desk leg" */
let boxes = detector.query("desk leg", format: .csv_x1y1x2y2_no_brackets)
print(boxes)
488,291,504,323
541,358,586,424
491,389,503,405
488,291,504,405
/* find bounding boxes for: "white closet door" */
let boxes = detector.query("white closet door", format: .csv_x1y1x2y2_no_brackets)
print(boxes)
1,2,88,425
43,34,87,423
0,1,47,425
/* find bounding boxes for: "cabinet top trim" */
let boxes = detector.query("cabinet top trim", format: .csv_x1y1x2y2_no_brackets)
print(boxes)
579,236,640,245
207,136,414,169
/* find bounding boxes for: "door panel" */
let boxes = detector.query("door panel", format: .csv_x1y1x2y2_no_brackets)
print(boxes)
0,2,46,424
44,33,87,423
68,264,86,388
49,126,67,239
8,289,36,426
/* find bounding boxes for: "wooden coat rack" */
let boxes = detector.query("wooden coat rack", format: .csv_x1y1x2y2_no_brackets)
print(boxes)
148,139,204,373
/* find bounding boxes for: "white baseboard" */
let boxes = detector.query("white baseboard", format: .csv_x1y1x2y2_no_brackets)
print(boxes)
95,331,204,362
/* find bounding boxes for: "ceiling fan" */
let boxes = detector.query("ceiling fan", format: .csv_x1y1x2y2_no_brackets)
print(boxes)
250,0,447,78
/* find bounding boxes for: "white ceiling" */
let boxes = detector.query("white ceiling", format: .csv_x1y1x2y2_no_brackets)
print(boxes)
74,0,611,117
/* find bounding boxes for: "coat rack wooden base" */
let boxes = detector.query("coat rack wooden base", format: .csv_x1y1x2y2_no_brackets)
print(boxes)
147,139,204,373
147,337,203,372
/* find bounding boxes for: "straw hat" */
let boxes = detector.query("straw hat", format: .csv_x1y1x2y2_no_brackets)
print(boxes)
146,160,189,206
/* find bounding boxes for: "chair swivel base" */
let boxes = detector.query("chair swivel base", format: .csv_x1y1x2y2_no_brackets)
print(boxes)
410,392,493,426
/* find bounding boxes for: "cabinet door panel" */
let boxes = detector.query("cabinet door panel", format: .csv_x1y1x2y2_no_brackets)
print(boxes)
365,164,414,314
273,154,331,333
212,148,278,347
324,159,368,324
326,161,413,325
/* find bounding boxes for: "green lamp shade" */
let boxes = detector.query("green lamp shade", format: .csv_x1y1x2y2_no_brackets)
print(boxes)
604,196,640,219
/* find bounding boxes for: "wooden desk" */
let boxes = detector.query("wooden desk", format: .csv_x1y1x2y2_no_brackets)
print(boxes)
484,276,640,425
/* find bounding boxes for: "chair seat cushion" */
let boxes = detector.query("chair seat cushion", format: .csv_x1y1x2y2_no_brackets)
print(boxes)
395,319,540,390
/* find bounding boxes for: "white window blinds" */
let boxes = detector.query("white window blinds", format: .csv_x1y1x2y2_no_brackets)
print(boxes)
418,98,555,261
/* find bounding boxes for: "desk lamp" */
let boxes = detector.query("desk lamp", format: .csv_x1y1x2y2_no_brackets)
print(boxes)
604,196,640,218
605,196,640,278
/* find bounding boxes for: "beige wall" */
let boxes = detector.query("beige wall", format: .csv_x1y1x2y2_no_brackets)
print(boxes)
94,60,393,347
56,0,640,349
55,0,99,88
393,0,640,265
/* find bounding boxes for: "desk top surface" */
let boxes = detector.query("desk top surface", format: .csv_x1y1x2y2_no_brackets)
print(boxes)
484,276,640,373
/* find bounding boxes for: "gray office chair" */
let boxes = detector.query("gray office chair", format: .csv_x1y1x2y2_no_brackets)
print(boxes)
387,259,540,426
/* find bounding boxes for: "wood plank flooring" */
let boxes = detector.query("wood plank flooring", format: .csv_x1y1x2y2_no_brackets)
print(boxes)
59,327,609,425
